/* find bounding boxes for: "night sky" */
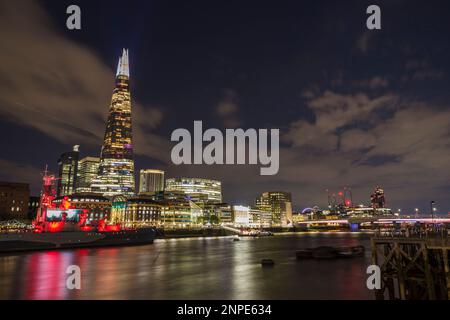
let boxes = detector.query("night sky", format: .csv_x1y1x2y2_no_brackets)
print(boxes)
1,0,450,214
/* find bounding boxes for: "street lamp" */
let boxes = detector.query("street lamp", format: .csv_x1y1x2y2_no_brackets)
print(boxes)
415,208,419,218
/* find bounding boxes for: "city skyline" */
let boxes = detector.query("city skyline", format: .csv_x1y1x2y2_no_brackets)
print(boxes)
0,0,450,214
0,1,449,304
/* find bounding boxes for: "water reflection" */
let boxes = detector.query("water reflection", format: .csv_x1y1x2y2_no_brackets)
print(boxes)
0,233,374,300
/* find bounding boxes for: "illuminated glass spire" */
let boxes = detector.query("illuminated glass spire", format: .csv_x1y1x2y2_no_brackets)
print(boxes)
91,49,135,197
116,49,130,77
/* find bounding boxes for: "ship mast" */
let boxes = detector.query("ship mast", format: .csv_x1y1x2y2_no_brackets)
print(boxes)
35,166,57,224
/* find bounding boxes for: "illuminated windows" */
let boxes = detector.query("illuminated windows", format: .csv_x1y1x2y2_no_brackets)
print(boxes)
165,178,222,204
91,50,135,197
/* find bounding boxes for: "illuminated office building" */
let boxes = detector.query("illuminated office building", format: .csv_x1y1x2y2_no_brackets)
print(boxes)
76,157,100,193
256,191,293,226
218,204,233,224
250,207,272,227
165,178,222,204
231,205,272,227
200,202,231,224
108,195,202,227
153,190,187,202
123,195,161,226
232,205,251,226
160,199,203,228
91,49,135,197
139,170,165,194
57,145,79,197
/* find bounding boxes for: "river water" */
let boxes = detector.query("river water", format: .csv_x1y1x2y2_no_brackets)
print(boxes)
0,233,374,300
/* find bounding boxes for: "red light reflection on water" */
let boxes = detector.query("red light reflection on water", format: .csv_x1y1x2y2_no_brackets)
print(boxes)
24,252,64,299
22,250,88,300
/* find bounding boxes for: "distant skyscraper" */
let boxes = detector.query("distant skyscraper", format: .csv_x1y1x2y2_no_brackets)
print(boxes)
256,191,293,226
165,178,222,204
91,49,135,197
139,170,165,194
371,186,386,209
76,157,100,193
57,145,79,197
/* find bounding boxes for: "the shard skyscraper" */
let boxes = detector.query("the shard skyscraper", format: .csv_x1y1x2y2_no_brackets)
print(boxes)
91,49,135,197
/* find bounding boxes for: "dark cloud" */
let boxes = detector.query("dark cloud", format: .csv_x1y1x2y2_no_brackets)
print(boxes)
0,0,168,163
276,91,450,210
0,159,42,188
284,91,397,151
403,59,445,82
355,32,374,54
356,77,389,89
215,89,242,128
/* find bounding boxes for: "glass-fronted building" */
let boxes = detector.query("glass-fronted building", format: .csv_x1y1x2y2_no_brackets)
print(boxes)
91,49,135,197
139,169,165,195
165,178,222,204
57,145,79,197
159,199,203,228
76,157,100,193
256,191,293,226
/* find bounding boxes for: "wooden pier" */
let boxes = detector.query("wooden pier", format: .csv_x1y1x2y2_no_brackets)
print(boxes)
371,235,449,300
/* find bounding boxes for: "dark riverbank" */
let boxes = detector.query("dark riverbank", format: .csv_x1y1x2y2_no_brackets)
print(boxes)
156,227,235,239
156,227,374,239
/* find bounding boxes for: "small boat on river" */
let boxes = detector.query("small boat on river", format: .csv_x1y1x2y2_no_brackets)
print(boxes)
296,245,365,260
261,259,275,267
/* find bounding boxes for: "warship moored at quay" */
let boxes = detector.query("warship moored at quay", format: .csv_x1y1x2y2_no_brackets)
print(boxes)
0,171,155,254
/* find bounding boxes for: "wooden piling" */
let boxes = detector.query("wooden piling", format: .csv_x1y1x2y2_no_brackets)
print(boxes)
372,236,449,300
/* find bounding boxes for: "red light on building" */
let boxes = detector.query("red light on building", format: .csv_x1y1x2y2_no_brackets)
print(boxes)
62,196,71,210
48,222,65,233
105,225,121,232
81,226,93,232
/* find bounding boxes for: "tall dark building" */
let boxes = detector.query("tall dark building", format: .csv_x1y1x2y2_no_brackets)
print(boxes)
371,186,386,209
91,49,135,197
57,145,79,197
28,196,40,220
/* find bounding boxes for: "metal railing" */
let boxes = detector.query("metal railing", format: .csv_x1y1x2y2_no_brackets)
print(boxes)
374,226,449,244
